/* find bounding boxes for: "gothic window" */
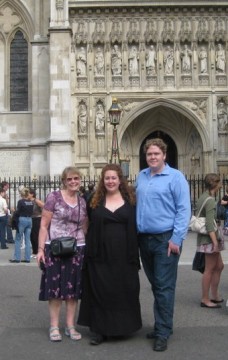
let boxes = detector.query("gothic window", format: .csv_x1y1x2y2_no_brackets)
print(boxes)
10,30,28,111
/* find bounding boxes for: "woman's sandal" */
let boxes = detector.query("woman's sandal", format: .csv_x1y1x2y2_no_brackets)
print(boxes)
65,326,82,341
49,327,62,342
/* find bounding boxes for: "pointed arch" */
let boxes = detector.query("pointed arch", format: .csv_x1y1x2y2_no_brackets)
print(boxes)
0,0,34,38
10,29,28,111
119,98,210,152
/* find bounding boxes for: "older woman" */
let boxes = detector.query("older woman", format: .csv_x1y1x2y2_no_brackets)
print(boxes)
37,167,88,342
78,164,142,345
196,173,224,308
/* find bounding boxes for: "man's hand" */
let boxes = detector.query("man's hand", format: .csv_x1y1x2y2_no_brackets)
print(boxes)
168,240,180,257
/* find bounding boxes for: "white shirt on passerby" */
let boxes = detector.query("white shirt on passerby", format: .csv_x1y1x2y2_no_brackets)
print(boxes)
0,195,8,217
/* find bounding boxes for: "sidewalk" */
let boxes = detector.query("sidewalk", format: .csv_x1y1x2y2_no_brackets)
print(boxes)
1,230,228,266
1,232,228,360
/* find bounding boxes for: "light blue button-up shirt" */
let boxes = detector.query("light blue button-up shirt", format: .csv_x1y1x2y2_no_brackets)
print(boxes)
136,164,191,246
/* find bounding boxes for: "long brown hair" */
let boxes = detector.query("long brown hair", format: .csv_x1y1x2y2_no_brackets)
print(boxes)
90,164,135,208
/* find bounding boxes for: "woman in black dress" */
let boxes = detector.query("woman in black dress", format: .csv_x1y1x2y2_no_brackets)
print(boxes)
78,164,142,345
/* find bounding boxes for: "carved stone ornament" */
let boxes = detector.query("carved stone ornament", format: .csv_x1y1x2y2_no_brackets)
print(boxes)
179,99,207,123
95,101,105,133
196,18,209,42
120,100,143,114
214,17,226,43
78,101,88,134
92,20,105,45
56,0,64,10
144,19,158,44
0,6,21,34
127,19,140,44
110,20,122,44
179,18,192,43
217,98,228,131
74,21,88,45
162,19,175,43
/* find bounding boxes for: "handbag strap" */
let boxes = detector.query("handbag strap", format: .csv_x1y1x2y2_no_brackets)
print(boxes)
75,195,80,236
196,196,213,217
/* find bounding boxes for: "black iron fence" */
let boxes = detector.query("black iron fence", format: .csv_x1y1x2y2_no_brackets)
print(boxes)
1,174,228,213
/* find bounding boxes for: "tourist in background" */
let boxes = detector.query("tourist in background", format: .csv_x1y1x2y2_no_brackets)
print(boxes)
9,187,34,263
0,187,8,249
28,188,44,259
1,181,14,244
196,173,224,309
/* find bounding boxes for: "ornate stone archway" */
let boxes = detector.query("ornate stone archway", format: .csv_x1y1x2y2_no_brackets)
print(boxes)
118,98,208,176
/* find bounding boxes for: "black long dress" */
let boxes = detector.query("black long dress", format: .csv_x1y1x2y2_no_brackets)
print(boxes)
78,202,142,337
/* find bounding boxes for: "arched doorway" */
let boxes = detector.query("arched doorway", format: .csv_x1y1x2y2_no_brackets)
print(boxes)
139,131,177,170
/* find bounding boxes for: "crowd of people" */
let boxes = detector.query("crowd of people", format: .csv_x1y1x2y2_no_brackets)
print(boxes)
1,138,227,352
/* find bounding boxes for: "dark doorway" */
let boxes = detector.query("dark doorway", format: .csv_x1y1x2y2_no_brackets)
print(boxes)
139,131,177,170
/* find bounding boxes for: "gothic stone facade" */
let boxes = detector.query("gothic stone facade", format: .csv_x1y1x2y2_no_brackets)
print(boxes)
0,0,228,178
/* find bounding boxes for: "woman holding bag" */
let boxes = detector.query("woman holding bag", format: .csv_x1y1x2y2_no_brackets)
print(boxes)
37,167,88,342
196,173,224,308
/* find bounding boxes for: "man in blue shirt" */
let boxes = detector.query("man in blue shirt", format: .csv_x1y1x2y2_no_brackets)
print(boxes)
136,138,191,352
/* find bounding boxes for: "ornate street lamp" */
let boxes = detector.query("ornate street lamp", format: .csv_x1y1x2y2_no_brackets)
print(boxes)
108,98,122,164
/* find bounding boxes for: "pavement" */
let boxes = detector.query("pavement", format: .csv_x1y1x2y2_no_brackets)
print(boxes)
1,231,228,360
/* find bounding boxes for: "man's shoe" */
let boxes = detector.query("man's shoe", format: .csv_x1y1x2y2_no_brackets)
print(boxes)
1,246,9,249
21,260,30,263
146,331,156,339
153,337,167,352
9,259,20,263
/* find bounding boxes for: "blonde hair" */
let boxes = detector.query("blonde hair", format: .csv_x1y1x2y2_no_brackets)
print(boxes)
20,187,30,198
61,166,82,189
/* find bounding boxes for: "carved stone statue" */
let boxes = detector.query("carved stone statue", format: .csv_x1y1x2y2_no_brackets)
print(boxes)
216,43,226,73
111,45,122,76
128,46,139,76
198,46,208,73
180,44,192,73
76,47,87,76
164,46,174,75
145,45,156,76
95,103,105,132
217,101,228,131
78,103,87,134
94,47,104,76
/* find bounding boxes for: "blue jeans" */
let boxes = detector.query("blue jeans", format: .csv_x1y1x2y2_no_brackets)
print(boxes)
224,209,228,228
6,214,14,242
14,216,32,261
0,215,7,248
139,230,180,339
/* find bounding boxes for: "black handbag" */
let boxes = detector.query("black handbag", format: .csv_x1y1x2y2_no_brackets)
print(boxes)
192,252,205,274
50,236,77,257
216,201,226,221
50,195,80,257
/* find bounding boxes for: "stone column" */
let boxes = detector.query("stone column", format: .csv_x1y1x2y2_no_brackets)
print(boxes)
48,0,73,176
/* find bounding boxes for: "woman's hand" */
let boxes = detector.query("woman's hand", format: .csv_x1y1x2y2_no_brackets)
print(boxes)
212,241,219,252
37,248,45,265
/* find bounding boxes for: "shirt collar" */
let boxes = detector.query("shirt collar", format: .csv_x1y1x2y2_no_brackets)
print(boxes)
142,163,170,176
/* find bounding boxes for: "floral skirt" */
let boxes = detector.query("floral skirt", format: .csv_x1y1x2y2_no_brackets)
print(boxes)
197,240,225,254
39,244,85,301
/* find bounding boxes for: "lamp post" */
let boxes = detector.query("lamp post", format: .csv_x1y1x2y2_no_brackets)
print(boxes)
108,98,122,164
